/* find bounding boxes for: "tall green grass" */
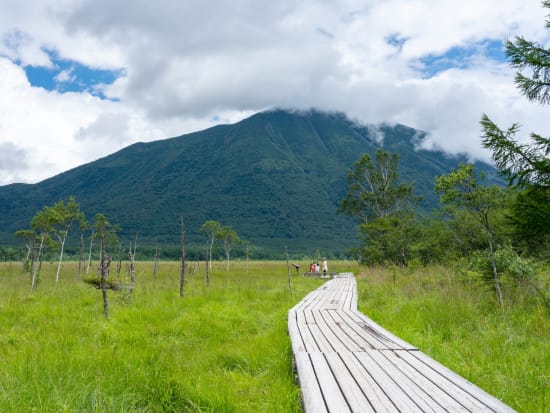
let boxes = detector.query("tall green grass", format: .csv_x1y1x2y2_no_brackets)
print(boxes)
2,260,546,412
357,265,549,412
0,260,356,412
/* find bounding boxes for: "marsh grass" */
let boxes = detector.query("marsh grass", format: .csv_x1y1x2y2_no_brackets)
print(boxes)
2,260,546,412
0,260,356,412
357,265,549,412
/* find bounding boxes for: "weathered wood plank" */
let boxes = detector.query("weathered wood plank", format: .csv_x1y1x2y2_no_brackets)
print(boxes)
309,352,351,413
288,274,516,413
338,351,399,413
294,351,329,413
399,351,516,412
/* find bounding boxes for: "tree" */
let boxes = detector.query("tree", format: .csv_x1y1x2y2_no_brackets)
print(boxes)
481,1,550,255
26,206,57,289
77,214,88,278
339,148,418,264
216,225,240,270
200,220,221,271
15,229,36,281
50,197,83,283
358,211,418,267
89,214,119,318
339,148,415,224
179,216,186,298
435,164,508,309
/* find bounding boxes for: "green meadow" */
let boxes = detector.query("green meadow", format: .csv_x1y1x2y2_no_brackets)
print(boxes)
1,260,548,412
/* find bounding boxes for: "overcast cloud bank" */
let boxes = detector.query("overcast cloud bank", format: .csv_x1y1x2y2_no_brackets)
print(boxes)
0,0,548,185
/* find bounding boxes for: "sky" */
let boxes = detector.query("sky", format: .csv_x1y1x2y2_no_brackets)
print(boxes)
0,0,548,186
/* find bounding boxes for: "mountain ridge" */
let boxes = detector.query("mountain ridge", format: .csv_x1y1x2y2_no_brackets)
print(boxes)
0,109,496,253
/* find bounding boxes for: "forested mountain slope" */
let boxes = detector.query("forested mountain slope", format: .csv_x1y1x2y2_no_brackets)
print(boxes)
0,109,495,252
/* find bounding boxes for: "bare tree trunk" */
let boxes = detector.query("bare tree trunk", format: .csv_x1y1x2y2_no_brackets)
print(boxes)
153,244,160,278
127,242,135,301
179,217,185,298
78,232,84,277
86,233,94,275
55,234,67,284
285,246,292,294
116,244,123,279
205,240,210,287
208,237,215,271
246,243,249,275
31,234,45,290
99,239,111,319
23,242,31,274
487,236,504,310
28,239,36,283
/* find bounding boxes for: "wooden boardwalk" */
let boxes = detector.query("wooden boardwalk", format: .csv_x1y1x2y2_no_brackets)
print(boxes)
288,274,516,412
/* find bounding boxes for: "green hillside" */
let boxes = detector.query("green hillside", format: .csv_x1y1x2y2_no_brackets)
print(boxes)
0,109,495,253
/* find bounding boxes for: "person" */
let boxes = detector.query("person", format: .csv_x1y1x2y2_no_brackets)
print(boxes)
314,262,320,273
309,262,315,273
322,258,328,276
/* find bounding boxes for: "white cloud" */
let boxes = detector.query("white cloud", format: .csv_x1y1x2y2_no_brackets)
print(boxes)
0,0,548,185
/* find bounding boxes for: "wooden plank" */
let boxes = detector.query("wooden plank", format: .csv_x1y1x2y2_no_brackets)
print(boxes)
345,310,417,350
400,351,516,412
295,310,321,352
313,309,363,353
304,310,336,353
353,351,423,412
309,352,351,413
367,350,453,412
326,309,385,351
289,274,516,413
381,350,478,412
334,310,410,351
323,351,376,412
294,351,329,413
288,310,307,353
338,351,399,413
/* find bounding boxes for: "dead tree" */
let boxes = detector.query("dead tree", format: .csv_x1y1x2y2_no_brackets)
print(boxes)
86,231,94,275
205,240,210,287
153,243,160,278
93,214,119,318
179,217,185,298
127,241,136,301
116,244,123,279
285,246,293,294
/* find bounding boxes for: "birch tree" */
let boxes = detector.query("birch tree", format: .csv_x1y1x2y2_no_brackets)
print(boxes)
28,206,56,289
200,220,221,271
217,225,240,271
51,197,82,283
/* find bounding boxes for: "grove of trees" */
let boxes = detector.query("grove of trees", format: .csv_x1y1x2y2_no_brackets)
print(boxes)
340,1,549,309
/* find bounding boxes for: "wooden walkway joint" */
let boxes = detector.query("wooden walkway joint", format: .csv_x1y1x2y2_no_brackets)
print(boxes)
288,273,516,412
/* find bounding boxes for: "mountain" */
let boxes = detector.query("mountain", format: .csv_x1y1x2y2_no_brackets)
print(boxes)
0,109,496,254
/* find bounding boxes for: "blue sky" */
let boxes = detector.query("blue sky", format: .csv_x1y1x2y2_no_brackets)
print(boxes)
418,40,506,78
0,0,548,185
23,49,123,99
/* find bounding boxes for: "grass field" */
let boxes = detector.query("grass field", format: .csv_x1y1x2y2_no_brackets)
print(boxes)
357,265,550,413
1,260,548,412
0,260,356,412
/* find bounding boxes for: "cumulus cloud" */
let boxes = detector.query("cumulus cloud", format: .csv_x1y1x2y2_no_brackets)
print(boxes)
0,142,29,184
0,0,548,184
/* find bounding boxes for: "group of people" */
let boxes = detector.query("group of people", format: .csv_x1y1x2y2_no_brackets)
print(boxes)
309,258,328,275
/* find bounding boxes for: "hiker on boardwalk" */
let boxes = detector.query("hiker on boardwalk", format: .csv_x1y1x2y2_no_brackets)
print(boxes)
322,258,328,276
